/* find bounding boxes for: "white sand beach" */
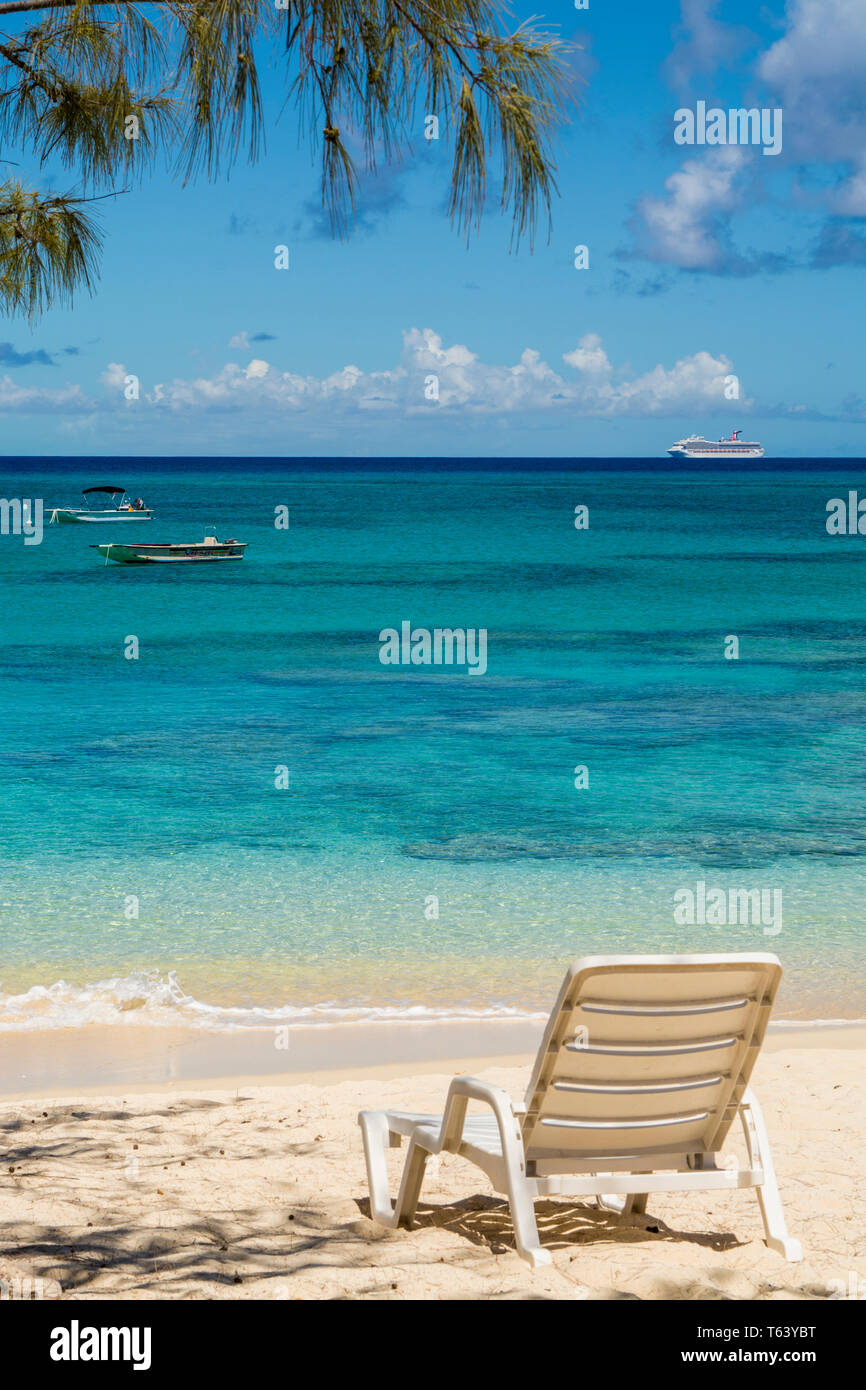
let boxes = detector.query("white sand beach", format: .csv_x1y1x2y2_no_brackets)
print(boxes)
0,1030,863,1301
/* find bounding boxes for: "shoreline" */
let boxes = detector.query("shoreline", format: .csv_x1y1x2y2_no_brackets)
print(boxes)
1,1016,864,1101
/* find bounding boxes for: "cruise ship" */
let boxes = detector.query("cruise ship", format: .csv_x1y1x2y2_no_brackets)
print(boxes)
667,429,764,459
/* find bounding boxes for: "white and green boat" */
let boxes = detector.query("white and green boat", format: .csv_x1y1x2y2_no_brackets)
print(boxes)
50,485,153,524
94,536,247,565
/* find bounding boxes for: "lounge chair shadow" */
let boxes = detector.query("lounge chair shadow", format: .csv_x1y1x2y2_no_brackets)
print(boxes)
356,1194,745,1260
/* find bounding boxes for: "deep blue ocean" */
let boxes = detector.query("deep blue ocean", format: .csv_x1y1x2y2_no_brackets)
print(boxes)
1,458,864,1029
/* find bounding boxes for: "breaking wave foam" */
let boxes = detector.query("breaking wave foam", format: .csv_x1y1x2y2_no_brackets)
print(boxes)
0,971,547,1033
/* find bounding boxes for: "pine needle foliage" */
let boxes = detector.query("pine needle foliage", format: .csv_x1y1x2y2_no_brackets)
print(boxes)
0,0,575,317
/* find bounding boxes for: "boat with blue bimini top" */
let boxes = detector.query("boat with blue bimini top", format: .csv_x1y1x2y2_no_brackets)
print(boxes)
93,535,247,565
49,485,153,524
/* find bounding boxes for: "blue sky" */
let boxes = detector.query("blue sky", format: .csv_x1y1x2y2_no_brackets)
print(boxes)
2,0,866,457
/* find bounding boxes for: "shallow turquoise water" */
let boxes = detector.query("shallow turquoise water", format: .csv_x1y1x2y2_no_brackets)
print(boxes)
1,459,865,1026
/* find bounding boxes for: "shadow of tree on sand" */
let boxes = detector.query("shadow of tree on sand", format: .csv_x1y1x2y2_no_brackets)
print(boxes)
0,1097,343,1298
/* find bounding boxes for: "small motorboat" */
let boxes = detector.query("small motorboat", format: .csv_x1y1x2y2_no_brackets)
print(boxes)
93,536,247,565
49,485,153,524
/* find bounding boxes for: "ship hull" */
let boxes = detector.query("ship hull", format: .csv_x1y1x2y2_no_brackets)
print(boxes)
667,446,764,459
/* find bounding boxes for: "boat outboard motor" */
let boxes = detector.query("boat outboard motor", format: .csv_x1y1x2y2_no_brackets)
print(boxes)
132,498,145,510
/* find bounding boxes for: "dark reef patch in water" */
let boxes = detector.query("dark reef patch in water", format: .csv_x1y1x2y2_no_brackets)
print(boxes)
402,829,866,864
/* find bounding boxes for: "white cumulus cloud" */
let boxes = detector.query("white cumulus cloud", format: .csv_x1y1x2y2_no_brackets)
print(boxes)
563,332,612,375
100,362,128,390
0,331,752,427
634,148,747,271
759,0,866,214
0,376,92,412
80,329,745,421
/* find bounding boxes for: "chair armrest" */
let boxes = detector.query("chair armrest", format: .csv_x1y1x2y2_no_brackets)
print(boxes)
447,1075,518,1109
439,1076,524,1163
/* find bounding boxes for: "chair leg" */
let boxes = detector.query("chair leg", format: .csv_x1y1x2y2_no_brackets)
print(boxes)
595,1173,625,1214
596,1175,649,1218
596,1194,625,1213
505,1182,551,1268
497,1147,551,1268
359,1111,432,1230
358,1110,405,1228
394,1137,430,1229
622,1192,648,1218
742,1091,803,1261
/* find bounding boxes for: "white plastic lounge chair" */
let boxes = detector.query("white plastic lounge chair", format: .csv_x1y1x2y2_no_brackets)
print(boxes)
358,952,802,1268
